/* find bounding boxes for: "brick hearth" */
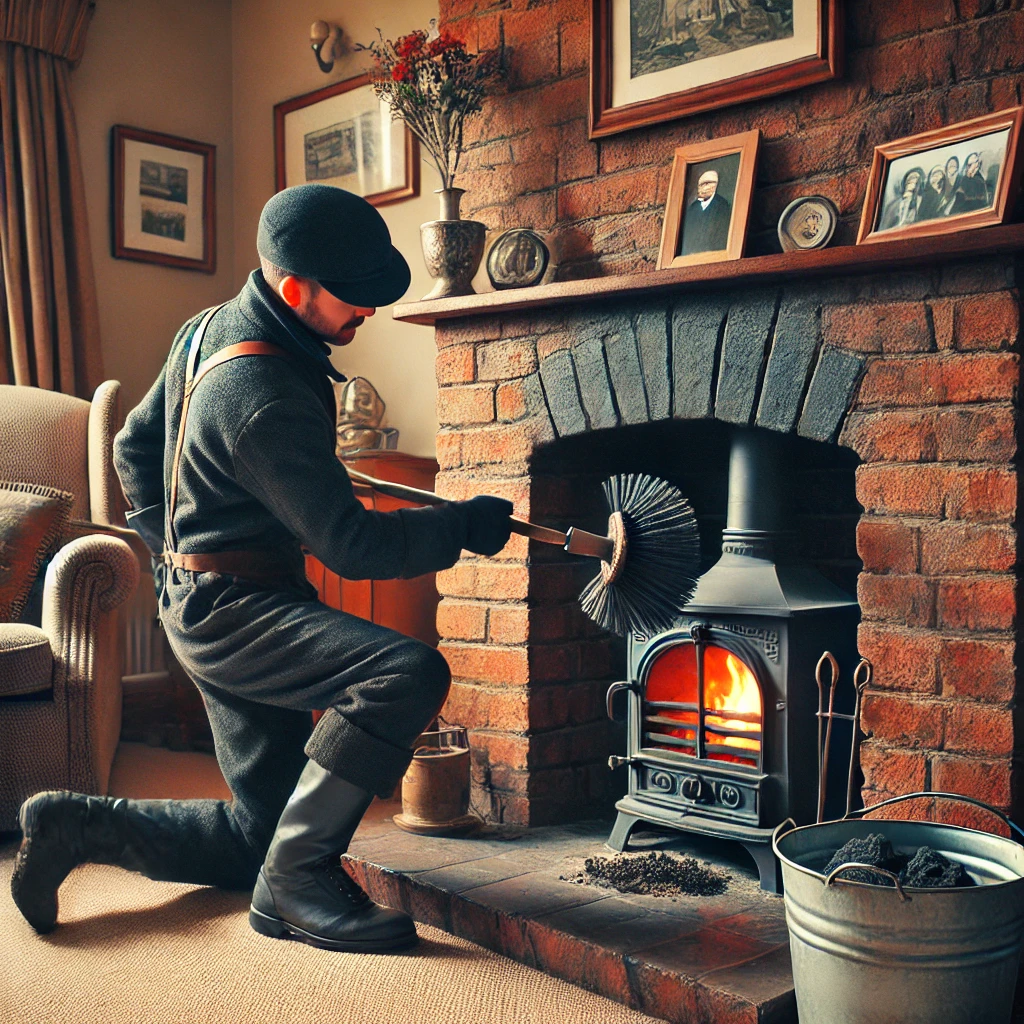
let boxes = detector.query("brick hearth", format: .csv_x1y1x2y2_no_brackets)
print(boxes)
346,799,797,1024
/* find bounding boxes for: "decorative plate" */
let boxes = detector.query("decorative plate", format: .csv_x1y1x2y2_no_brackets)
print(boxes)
485,228,550,290
777,196,839,252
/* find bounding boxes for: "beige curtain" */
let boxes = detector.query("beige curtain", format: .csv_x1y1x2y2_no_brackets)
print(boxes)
0,0,101,396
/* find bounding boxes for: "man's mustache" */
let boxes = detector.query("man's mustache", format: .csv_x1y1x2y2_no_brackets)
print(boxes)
341,316,365,332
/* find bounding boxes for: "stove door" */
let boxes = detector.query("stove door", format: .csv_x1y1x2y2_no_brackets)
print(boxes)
632,628,767,825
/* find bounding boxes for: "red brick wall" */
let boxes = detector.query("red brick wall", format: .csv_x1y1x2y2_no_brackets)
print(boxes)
442,0,1024,277
835,273,1021,830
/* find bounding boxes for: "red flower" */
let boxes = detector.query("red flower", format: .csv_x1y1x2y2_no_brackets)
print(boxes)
391,60,413,83
427,30,464,57
395,29,427,60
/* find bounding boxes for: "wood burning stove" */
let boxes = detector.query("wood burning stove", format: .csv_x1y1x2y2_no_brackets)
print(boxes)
605,427,859,892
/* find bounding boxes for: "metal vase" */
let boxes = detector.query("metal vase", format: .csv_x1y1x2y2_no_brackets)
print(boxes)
420,188,486,300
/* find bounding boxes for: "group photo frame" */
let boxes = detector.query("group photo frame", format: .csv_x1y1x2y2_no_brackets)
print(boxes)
590,0,842,138
658,129,760,269
857,106,1024,245
274,73,419,207
111,125,216,274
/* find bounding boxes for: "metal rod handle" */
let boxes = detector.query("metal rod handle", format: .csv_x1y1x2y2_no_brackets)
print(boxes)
771,817,798,851
845,791,1024,845
605,681,635,721
564,526,615,561
825,863,909,901
344,466,568,546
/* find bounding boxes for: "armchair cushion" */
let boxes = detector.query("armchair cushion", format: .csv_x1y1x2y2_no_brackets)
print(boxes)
0,481,74,621
0,624,52,696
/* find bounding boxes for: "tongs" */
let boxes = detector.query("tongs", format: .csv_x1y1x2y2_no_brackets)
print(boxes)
815,652,871,823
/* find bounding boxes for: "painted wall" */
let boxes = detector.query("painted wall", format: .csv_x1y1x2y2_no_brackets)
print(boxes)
71,0,235,412
231,0,442,457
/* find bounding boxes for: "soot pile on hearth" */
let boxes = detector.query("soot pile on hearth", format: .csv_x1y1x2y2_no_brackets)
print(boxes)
824,833,975,888
561,852,730,898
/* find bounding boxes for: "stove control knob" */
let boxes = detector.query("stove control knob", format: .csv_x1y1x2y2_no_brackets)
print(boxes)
719,783,742,809
680,775,706,802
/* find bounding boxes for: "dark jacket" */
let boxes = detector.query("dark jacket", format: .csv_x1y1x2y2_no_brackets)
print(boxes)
949,172,989,215
113,271,469,585
681,192,732,256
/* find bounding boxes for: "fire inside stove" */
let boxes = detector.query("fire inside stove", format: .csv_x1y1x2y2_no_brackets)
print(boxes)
642,643,763,768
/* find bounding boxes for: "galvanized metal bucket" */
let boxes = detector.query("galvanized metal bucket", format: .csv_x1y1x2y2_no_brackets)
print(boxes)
772,792,1024,1024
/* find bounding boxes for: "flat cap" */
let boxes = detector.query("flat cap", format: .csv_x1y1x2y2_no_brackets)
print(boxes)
257,184,411,307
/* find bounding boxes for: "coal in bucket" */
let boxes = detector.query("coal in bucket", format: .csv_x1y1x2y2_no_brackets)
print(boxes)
772,792,1024,1024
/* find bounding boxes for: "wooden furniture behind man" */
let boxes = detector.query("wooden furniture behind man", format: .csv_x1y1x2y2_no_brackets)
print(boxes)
304,451,441,647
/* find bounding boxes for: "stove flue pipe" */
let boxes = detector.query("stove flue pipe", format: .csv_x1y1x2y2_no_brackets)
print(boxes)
726,427,786,535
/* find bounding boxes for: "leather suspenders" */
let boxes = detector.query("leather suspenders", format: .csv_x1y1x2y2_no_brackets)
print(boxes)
163,304,299,585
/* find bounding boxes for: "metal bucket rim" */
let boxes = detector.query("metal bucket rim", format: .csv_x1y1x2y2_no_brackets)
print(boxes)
772,817,1024,892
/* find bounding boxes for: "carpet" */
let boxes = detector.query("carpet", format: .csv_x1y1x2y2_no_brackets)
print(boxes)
0,745,667,1024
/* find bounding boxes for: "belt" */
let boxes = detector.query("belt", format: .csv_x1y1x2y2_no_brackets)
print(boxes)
163,549,304,587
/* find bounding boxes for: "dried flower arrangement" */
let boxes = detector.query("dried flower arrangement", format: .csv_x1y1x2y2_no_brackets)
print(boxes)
364,27,502,191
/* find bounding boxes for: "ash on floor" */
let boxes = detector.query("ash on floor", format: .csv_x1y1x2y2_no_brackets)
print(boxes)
560,851,730,898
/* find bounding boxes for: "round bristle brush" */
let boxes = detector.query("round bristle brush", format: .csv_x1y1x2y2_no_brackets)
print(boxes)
576,473,701,637
345,468,701,639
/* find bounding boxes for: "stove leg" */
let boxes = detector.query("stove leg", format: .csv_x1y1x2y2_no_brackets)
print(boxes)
743,841,783,895
606,811,641,852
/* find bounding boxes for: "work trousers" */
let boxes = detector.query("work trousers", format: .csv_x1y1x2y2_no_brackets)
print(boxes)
117,567,450,891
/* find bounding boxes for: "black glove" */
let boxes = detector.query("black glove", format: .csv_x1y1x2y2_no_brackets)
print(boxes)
462,495,514,556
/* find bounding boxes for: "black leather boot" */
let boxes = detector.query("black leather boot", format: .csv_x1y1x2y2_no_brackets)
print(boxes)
11,791,132,934
248,760,416,953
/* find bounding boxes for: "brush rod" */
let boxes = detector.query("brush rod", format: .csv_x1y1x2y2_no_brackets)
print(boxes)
345,467,571,546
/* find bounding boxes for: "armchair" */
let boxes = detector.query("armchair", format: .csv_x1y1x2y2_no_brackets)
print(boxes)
0,383,139,830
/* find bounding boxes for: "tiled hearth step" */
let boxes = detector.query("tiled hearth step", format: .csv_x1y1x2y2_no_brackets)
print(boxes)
345,806,796,1024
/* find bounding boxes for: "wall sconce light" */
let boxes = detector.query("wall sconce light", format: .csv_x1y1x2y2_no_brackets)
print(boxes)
310,20,342,73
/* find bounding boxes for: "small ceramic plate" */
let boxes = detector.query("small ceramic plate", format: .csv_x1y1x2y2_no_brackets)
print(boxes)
486,228,550,290
777,196,839,252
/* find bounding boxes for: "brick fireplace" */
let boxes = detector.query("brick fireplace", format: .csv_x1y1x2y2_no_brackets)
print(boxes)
395,0,1024,832
410,258,1021,829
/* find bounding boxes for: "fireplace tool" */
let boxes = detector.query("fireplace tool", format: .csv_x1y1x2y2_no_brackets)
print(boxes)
345,468,701,637
815,651,871,822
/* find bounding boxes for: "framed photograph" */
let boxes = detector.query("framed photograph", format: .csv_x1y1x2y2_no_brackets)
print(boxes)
274,73,419,207
857,107,1024,245
112,126,215,273
658,129,760,269
590,0,842,139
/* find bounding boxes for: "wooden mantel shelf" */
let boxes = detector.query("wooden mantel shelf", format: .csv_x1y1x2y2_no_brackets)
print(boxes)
393,222,1024,326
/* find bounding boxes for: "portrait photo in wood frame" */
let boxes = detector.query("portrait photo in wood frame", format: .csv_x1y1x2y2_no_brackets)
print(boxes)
274,73,419,207
111,125,216,274
857,107,1024,245
658,129,760,269
590,0,842,139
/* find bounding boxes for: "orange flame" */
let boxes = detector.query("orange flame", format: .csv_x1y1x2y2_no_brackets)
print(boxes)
705,649,761,754
643,643,762,763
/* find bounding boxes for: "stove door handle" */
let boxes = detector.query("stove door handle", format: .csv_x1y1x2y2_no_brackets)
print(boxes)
606,680,636,721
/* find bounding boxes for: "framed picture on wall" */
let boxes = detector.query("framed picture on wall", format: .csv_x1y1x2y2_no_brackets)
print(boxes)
111,125,216,273
274,73,419,206
658,129,760,268
857,107,1024,245
590,0,842,139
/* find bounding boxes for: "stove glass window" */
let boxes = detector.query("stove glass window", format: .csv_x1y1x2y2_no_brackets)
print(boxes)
643,642,762,768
